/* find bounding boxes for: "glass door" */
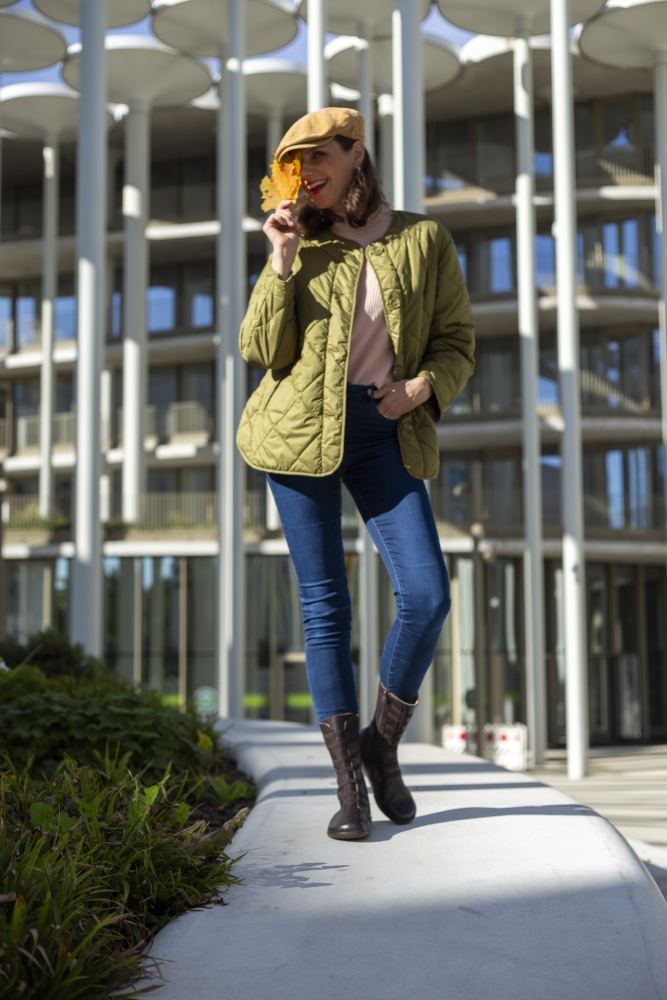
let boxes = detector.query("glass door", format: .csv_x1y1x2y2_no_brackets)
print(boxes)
587,563,611,743
611,564,642,740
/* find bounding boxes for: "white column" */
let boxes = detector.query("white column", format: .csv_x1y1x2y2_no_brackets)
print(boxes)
307,0,327,111
514,29,547,767
39,136,59,520
357,37,374,160
216,0,246,719
359,530,380,724
71,0,106,656
378,91,394,202
266,108,282,166
121,102,150,524
654,58,667,548
392,0,423,213
550,0,588,779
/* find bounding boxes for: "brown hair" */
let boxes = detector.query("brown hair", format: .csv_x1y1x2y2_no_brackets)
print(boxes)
293,135,386,238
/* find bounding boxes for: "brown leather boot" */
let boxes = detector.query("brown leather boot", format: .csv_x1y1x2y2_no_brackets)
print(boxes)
319,712,372,840
359,681,419,824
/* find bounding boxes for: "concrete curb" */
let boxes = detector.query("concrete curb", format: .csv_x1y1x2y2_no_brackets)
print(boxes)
138,717,667,999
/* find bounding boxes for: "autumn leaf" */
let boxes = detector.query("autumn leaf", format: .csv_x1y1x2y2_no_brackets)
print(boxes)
259,156,302,212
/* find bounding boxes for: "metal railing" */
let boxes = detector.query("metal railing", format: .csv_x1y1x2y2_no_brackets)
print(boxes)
116,401,212,446
15,415,40,451
136,491,217,530
53,411,75,446
14,412,76,452
424,145,655,200
0,418,8,452
2,494,69,531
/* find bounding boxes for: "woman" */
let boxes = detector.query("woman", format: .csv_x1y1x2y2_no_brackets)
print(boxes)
236,107,475,841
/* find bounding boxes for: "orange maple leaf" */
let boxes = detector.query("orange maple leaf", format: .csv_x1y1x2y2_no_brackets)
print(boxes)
259,156,302,212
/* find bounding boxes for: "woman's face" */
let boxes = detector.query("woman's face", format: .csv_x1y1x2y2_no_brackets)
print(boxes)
298,139,364,214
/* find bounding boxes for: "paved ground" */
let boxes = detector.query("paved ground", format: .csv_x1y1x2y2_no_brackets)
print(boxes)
135,719,667,1000
529,744,667,901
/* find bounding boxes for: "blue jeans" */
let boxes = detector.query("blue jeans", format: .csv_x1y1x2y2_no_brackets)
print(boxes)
267,382,451,723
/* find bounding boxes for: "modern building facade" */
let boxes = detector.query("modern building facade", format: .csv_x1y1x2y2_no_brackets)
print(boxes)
1,11,666,751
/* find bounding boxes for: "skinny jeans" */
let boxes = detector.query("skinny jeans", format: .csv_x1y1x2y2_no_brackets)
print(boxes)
267,382,451,723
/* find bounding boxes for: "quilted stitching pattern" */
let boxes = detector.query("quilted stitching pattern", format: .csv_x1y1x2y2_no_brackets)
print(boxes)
236,212,475,480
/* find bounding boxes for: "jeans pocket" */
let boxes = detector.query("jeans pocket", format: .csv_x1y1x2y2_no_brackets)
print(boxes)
373,399,398,423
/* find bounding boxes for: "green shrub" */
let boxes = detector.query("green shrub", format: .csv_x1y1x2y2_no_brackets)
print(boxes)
0,629,106,680
0,750,249,998
0,662,256,997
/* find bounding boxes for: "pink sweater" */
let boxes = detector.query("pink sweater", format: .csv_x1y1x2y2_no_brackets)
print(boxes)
331,202,395,388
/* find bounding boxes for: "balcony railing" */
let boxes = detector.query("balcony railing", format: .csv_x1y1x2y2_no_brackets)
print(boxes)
15,415,40,451
2,494,69,531
135,491,217,530
14,412,76,453
425,145,655,200
115,401,213,447
0,418,9,452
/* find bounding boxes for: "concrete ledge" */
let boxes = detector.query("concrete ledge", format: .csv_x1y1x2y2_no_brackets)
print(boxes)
140,718,667,1000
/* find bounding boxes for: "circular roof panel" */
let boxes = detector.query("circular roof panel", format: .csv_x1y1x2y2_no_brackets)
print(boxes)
0,81,115,139
152,0,297,59
33,0,150,27
0,10,66,72
299,0,430,36
437,0,605,37
328,34,460,94
62,36,212,107
579,0,667,70
243,59,308,114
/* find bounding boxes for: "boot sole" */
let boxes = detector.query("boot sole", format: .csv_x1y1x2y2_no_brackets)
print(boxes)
327,828,371,840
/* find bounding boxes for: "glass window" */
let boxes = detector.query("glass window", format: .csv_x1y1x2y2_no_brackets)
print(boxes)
55,276,76,341
148,366,177,408
187,557,216,699
478,233,513,294
181,466,214,492
602,221,620,287
182,158,213,217
182,363,213,407
111,288,122,340
539,336,559,408
56,372,74,412
574,101,595,179
535,232,555,287
436,457,472,526
147,468,178,493
622,218,639,287
13,378,39,418
0,285,11,350
183,261,214,329
606,449,625,528
478,337,519,413
148,265,178,333
602,99,636,151
104,556,136,685
626,445,651,530
142,556,180,697
482,454,520,523
151,160,179,219
541,452,561,526
533,110,553,184
426,119,471,193
476,114,514,192
15,281,40,350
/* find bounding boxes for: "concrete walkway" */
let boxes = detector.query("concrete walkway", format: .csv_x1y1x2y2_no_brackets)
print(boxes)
138,719,667,1000
529,744,667,902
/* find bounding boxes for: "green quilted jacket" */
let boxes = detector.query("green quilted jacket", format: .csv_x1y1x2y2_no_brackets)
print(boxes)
236,210,475,480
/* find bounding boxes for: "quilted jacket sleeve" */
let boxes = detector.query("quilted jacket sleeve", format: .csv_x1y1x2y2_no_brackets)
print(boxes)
238,258,299,370
417,229,476,423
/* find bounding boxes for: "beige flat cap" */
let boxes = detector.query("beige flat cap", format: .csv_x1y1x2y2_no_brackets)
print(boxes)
274,107,365,162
